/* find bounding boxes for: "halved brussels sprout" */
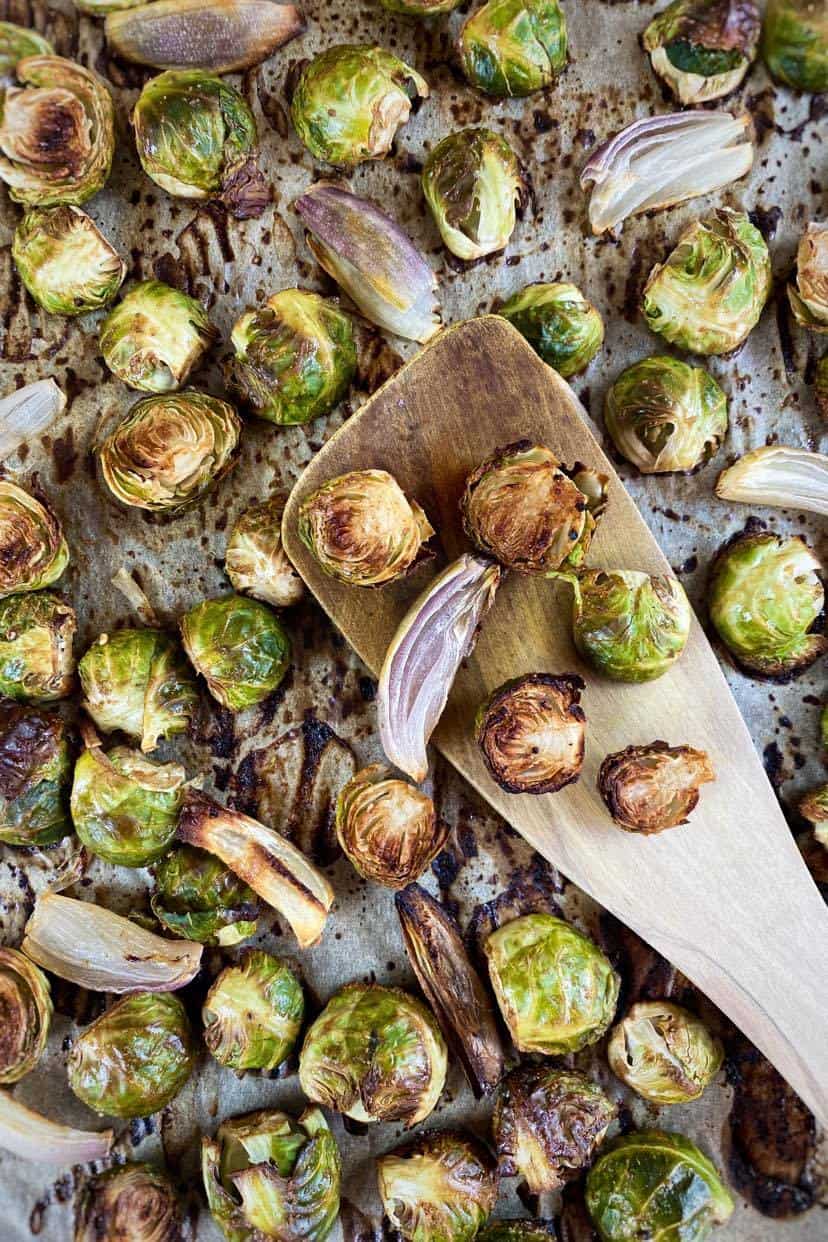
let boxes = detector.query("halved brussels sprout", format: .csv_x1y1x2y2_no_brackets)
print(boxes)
492,1066,616,1193
299,981,447,1126
0,22,52,82
290,45,428,167
0,592,76,702
0,56,114,206
598,741,715,833
0,948,51,1084
228,289,356,425
335,764,447,888
475,673,586,795
762,0,828,91
74,1163,185,1242
608,1001,723,1104
0,701,72,846
788,222,828,332
461,441,608,574
180,593,291,711
604,356,728,473
422,128,528,261
203,950,304,1072
202,1107,341,1242
484,913,619,1055
800,783,828,848
377,1130,499,1242
225,496,305,609
585,1130,734,1240
642,208,771,355
498,282,604,378
382,0,463,12
459,0,568,97
643,0,761,104
68,991,195,1119
98,390,241,512
298,469,434,587
152,844,260,946
100,280,218,393
0,480,68,597
708,519,826,678
12,206,125,316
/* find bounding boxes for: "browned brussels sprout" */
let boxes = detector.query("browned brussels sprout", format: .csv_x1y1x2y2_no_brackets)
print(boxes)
0,701,72,846
335,764,447,889
0,480,68,597
422,127,528,261
0,948,52,1084
377,1130,499,1242
475,673,586,795
74,1163,185,1242
0,592,76,702
202,950,304,1072
788,222,828,331
607,1001,723,1103
598,741,715,833
225,495,306,609
643,0,761,104
152,844,260,947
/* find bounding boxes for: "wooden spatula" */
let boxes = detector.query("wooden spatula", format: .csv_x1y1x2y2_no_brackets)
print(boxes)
283,316,828,1125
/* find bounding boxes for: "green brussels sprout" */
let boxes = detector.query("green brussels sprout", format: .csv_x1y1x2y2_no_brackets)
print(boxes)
180,593,291,711
604,356,728,473
381,0,463,12
800,783,828,848
0,592,76,702
643,0,761,104
0,22,52,81
498,282,604,378
100,280,218,393
642,208,771,355
0,56,115,206
12,205,125,316
478,1226,554,1242
74,1162,185,1242
299,981,448,1126
458,0,568,97
152,844,260,946
68,991,195,1119
228,289,356,425
708,518,826,678
298,469,434,587
475,673,586,795
225,496,306,609
599,741,715,833
484,913,619,1055
335,763,447,888
762,0,828,91
98,390,241,512
788,222,828,332
203,949,304,1072
608,1001,723,1104
585,1130,734,1241
202,1107,341,1242
70,743,187,867
0,947,52,1084
422,128,528,262
376,1130,499,1242
290,45,428,167
0,480,68,597
0,700,72,846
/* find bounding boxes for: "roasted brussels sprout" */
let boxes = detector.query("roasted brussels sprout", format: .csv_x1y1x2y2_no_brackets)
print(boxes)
180,593,291,710
203,1107,341,1242
152,844,260,946
642,208,771,355
461,442,608,574
0,701,72,846
225,496,305,609
299,981,447,1126
762,0,828,91
377,1131,499,1242
12,206,125,316
422,128,528,262
0,592,76,702
475,673,586,795
203,950,304,1072
98,391,241,512
608,1001,723,1104
74,1163,185,1242
291,45,428,167
0,948,51,1084
100,280,217,393
788,222,828,332
0,56,114,205
492,1066,616,1193
585,1131,734,1240
643,0,761,104
708,519,826,678
68,992,195,1118
484,914,619,1055
0,480,68,597
0,22,52,82
598,741,715,833
459,0,568,97
498,282,604,378
382,0,463,11
298,469,434,586
133,70,267,217
800,783,828,848
335,764,447,888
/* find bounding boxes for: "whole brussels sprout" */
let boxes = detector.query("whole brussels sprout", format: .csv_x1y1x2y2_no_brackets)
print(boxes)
422,128,528,262
203,950,304,1072
299,981,447,1126
459,0,568,97
0,480,68,597
0,22,52,82
12,206,125,316
492,1066,616,1193
642,208,771,355
762,0,828,91
604,356,728,474
585,1130,734,1241
498,282,604,378
225,496,306,609
290,45,428,167
0,947,52,1084
0,592,76,702
228,289,356,425
788,221,828,332
98,391,241,512
74,1163,185,1242
708,518,826,678
100,280,218,393
0,701,72,846
377,1130,499,1242
643,0,761,104
608,1001,723,1104
180,593,291,711
475,673,586,795
68,992,195,1118
484,913,619,1055
203,1107,341,1242
335,764,447,888
382,0,463,12
152,844,260,946
598,741,715,833
298,469,434,586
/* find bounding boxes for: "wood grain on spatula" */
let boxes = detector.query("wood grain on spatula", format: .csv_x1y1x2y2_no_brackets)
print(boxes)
283,316,828,1125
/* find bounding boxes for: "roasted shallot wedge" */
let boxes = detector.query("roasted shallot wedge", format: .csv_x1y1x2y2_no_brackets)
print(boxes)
0,379,64,461
715,445,828,516
0,1092,113,1165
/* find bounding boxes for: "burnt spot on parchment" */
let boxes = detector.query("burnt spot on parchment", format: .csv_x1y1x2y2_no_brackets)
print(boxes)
598,911,677,1006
